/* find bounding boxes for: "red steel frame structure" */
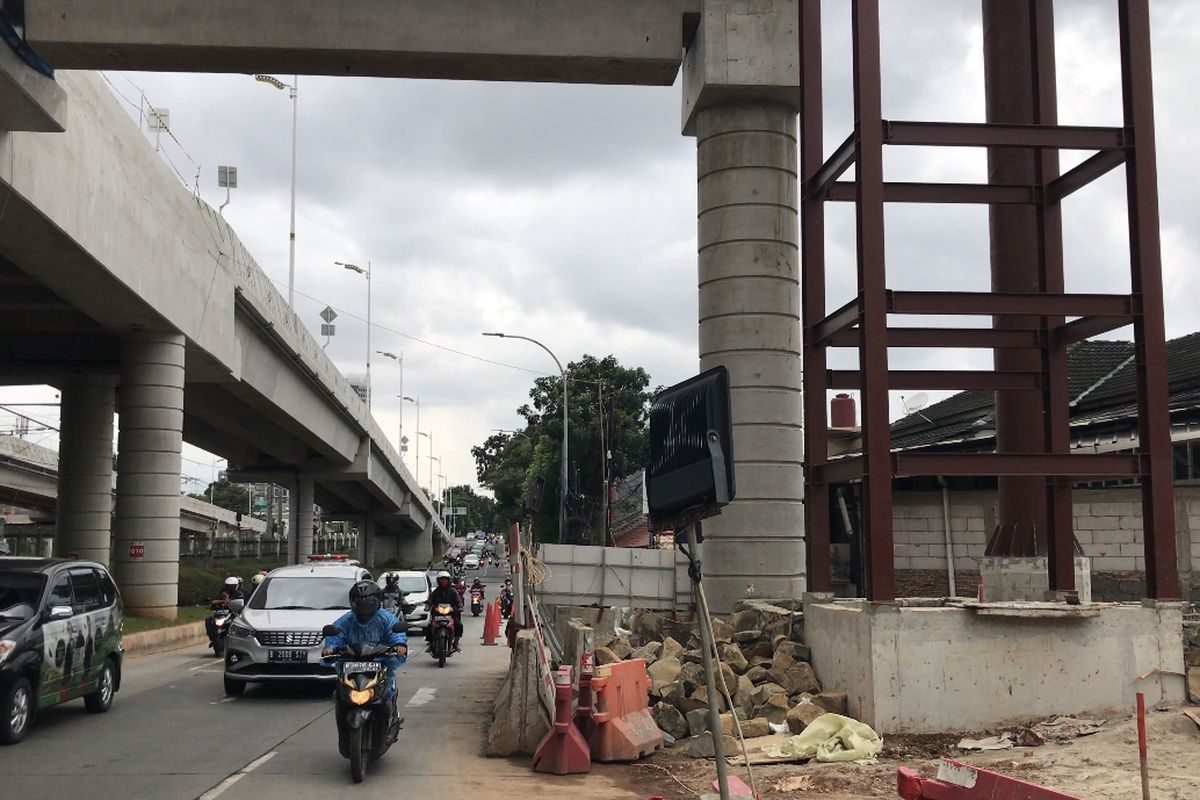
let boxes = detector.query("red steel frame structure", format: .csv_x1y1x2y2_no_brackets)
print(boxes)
800,0,1179,601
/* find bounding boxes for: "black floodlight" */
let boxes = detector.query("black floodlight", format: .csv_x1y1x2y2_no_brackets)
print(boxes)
646,366,735,531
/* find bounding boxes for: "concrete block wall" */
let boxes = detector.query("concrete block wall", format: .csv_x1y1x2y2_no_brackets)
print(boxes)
892,486,1200,575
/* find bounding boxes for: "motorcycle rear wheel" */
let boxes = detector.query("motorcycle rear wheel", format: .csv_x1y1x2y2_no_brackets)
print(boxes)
350,725,367,783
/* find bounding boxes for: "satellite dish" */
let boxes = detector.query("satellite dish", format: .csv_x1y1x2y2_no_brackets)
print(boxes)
901,393,929,415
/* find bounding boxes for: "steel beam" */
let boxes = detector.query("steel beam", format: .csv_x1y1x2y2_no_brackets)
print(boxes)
800,0,832,593
888,291,1131,317
806,131,858,201
829,370,1041,391
1053,315,1135,345
1119,0,1180,598
1047,149,1128,203
813,297,861,344
828,327,1042,349
894,452,1140,478
828,182,1038,204
882,120,1125,150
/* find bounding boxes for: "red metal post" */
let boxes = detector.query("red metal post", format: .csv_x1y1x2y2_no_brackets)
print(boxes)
982,0,1051,559
1119,0,1180,599
800,0,832,593
851,0,894,601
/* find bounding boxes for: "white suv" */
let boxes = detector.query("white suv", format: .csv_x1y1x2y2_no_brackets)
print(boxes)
222,562,371,695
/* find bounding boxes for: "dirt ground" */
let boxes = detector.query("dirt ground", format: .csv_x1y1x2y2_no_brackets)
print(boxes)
631,707,1200,799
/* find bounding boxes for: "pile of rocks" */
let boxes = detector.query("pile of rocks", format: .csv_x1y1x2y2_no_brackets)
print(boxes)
591,600,847,753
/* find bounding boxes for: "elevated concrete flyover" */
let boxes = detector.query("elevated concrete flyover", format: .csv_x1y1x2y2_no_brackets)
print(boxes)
0,70,449,616
6,0,807,613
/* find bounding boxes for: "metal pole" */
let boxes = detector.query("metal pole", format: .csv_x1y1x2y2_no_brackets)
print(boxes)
365,261,372,409
398,353,404,459
687,523,729,800
288,76,298,308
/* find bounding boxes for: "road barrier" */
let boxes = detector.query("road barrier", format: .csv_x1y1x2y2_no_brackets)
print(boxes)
532,666,592,775
898,761,1083,800
573,650,596,741
481,601,499,646
588,658,664,762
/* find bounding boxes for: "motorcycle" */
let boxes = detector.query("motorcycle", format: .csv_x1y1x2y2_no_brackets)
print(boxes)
427,602,456,668
321,620,407,784
209,600,234,657
469,587,483,617
499,590,513,620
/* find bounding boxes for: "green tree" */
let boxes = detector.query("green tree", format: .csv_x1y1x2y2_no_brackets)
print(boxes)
474,354,653,544
189,479,250,515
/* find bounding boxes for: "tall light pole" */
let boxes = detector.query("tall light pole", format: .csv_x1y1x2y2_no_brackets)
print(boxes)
336,261,372,408
405,396,420,471
430,454,441,518
378,350,403,452
253,74,298,308
418,431,433,497
483,332,568,543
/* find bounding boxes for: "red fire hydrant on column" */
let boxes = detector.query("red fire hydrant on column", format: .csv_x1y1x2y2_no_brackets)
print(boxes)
532,666,591,775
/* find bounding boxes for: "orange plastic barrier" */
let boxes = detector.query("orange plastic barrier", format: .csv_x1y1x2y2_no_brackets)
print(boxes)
588,658,664,762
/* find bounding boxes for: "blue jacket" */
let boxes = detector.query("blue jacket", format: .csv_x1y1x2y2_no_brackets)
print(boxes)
322,609,408,673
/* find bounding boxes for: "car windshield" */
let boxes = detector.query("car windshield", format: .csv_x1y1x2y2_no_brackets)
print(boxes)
248,576,355,610
0,571,45,621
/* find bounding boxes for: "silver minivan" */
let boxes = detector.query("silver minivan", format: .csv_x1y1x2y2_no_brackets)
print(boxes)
222,562,371,695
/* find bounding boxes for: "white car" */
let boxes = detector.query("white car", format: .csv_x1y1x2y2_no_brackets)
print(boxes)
464,554,480,570
377,570,432,632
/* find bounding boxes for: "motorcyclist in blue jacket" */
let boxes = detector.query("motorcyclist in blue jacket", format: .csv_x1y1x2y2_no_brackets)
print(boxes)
322,581,408,712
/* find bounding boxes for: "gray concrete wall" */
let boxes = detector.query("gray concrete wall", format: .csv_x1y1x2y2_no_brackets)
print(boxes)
805,598,1186,734
537,543,690,610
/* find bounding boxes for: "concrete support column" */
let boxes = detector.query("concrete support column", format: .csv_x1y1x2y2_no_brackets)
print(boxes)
694,101,804,610
111,332,185,618
361,516,377,568
288,476,314,563
398,516,435,568
54,375,117,564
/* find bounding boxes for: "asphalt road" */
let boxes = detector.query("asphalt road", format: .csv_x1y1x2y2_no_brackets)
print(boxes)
0,565,560,799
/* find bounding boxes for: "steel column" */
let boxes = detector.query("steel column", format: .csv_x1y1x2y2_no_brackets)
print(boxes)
800,0,831,592
851,0,894,601
1119,0,1180,598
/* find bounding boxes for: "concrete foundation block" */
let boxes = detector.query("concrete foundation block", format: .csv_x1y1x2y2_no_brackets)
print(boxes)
487,630,552,756
980,556,1092,603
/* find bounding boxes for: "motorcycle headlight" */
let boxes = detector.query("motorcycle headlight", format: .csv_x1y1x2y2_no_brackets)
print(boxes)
228,620,254,639
0,639,16,664
349,689,373,706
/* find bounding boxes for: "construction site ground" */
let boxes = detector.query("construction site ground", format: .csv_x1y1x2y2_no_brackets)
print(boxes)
627,706,1200,799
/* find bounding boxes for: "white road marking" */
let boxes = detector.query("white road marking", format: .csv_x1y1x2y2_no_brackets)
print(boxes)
197,751,276,800
190,659,223,671
406,687,436,706
208,696,237,705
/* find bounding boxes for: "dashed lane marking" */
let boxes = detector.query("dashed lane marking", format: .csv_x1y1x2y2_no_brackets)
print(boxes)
406,687,436,706
197,751,276,799
190,659,224,671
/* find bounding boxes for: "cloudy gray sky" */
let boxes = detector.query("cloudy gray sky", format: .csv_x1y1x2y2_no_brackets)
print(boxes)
3,1,1198,500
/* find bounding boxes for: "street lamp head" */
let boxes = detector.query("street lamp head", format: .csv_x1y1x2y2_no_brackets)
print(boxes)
254,74,287,90
482,332,505,338
336,261,366,275
403,396,417,403
377,350,397,359
417,431,429,438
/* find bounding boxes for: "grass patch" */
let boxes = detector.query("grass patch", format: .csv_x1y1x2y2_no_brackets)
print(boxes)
123,605,211,635
177,557,289,606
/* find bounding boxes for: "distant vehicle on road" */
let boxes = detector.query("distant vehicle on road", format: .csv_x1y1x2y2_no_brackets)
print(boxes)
222,561,372,696
0,557,123,744
463,554,480,570
376,571,431,632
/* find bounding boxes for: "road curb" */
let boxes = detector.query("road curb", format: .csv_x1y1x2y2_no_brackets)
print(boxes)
123,620,209,657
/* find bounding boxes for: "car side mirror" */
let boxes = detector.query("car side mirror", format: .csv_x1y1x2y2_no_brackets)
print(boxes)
229,599,245,613
321,624,342,637
46,605,73,621
391,619,408,634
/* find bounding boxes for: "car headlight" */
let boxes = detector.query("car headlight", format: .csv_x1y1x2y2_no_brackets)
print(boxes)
228,620,255,639
0,639,15,664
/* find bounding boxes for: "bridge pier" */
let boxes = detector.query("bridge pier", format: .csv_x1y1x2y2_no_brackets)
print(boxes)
287,475,314,563
54,374,116,564
111,332,186,619
684,1,804,611
361,516,377,569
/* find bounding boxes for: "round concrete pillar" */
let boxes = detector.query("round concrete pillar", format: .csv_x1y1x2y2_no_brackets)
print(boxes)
695,101,804,611
361,516,377,568
112,332,185,619
288,476,314,563
54,375,117,564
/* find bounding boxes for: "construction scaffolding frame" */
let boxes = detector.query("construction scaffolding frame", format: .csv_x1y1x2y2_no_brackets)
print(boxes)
800,0,1179,601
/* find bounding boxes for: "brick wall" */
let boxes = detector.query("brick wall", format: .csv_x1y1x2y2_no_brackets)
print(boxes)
891,486,1200,575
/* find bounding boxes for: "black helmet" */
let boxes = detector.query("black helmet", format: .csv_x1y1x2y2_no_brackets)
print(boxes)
349,580,382,622
385,573,400,587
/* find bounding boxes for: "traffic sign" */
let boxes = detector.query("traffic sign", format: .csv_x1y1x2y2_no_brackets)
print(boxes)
320,305,338,323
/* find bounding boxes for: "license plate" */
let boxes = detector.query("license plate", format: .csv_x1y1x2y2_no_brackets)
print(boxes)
268,649,309,663
342,661,384,672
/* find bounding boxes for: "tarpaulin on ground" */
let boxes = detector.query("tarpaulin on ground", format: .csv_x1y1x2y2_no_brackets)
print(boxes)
766,713,883,764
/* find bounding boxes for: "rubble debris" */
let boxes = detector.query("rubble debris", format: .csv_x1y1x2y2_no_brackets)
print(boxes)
767,713,883,764
1029,715,1106,741
957,734,1014,751
769,649,820,695
689,730,741,759
651,701,690,740
786,700,826,733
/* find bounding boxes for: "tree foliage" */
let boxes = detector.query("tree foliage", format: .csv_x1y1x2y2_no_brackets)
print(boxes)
440,483,496,534
472,354,653,543
189,479,249,515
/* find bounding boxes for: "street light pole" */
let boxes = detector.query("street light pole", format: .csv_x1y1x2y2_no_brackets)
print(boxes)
336,261,372,408
253,74,299,308
406,396,421,471
378,351,403,452
483,332,568,543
